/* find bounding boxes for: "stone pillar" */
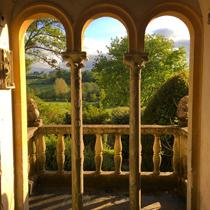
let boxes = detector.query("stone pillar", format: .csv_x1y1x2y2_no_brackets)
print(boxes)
62,51,86,210
124,52,147,210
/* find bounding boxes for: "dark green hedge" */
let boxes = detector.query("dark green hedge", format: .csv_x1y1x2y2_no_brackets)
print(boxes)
142,72,189,125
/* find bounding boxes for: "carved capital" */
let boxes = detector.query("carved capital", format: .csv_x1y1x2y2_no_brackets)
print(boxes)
0,49,14,89
62,51,86,70
124,52,148,70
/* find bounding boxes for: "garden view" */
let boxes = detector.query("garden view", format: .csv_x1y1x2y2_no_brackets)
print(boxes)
26,17,189,172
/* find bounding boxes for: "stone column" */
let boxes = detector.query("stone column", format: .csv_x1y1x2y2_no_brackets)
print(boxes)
124,52,147,210
62,51,86,210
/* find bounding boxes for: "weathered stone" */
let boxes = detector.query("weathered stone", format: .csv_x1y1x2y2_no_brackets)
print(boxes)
177,96,188,127
124,52,148,210
27,98,42,127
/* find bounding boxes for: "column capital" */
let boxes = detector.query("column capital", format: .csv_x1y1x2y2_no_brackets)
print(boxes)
62,50,86,68
124,52,148,68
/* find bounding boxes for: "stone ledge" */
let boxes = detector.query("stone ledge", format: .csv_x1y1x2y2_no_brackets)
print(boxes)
33,171,179,194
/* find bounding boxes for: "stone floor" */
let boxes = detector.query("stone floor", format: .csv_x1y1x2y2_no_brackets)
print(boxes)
29,191,186,210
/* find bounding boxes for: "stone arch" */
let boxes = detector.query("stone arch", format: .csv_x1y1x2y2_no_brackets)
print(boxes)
74,3,138,52
9,2,73,209
11,2,73,48
139,3,203,210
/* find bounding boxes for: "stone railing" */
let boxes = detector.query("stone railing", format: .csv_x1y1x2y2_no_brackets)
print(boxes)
27,125,188,192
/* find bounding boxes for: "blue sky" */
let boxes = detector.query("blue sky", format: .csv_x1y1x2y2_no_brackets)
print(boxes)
83,17,127,54
31,16,190,71
83,16,190,55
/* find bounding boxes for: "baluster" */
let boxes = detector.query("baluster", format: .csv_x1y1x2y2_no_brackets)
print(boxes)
153,134,162,175
30,139,37,175
173,134,180,175
183,134,188,180
95,134,103,174
114,134,122,174
140,138,142,171
56,134,65,173
28,141,31,174
37,135,46,173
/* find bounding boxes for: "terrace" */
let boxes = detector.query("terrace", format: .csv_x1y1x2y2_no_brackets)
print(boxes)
28,124,187,209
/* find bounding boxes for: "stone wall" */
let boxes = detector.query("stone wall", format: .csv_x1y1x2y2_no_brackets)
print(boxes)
197,1,210,209
0,90,15,210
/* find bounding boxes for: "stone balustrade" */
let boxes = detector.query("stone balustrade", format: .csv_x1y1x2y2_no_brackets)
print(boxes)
27,125,188,193
28,125,187,175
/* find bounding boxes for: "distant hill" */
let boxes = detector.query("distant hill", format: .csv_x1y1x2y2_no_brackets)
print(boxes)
31,63,53,73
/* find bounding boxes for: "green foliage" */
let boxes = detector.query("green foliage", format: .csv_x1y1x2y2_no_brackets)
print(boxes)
45,135,57,170
55,70,70,84
142,72,189,125
37,101,71,124
93,37,129,107
142,35,188,106
82,71,96,83
64,137,71,170
93,35,188,108
25,18,66,71
82,82,100,105
83,104,110,124
109,107,129,124
102,148,115,171
27,71,71,101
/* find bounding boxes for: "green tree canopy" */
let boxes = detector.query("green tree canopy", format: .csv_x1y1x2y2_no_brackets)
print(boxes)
93,35,188,108
93,37,129,107
142,34,188,106
25,18,66,72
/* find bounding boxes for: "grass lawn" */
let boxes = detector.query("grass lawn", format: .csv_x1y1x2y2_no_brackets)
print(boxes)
37,101,71,124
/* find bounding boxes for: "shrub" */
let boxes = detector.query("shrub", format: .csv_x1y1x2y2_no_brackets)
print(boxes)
141,72,189,171
45,135,57,170
37,101,71,124
83,104,110,124
109,107,129,124
142,72,189,125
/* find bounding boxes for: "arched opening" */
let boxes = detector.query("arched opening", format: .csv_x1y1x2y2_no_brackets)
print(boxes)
79,13,145,209
81,16,129,172
74,3,137,51
141,15,190,208
7,2,203,210
142,10,201,209
10,3,72,209
25,17,72,173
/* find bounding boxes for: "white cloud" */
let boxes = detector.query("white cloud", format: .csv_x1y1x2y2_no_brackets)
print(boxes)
146,16,190,41
83,37,110,55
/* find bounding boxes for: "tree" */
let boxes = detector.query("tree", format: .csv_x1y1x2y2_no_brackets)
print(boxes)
25,18,66,72
93,35,188,107
54,78,68,98
142,34,188,106
93,37,129,107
